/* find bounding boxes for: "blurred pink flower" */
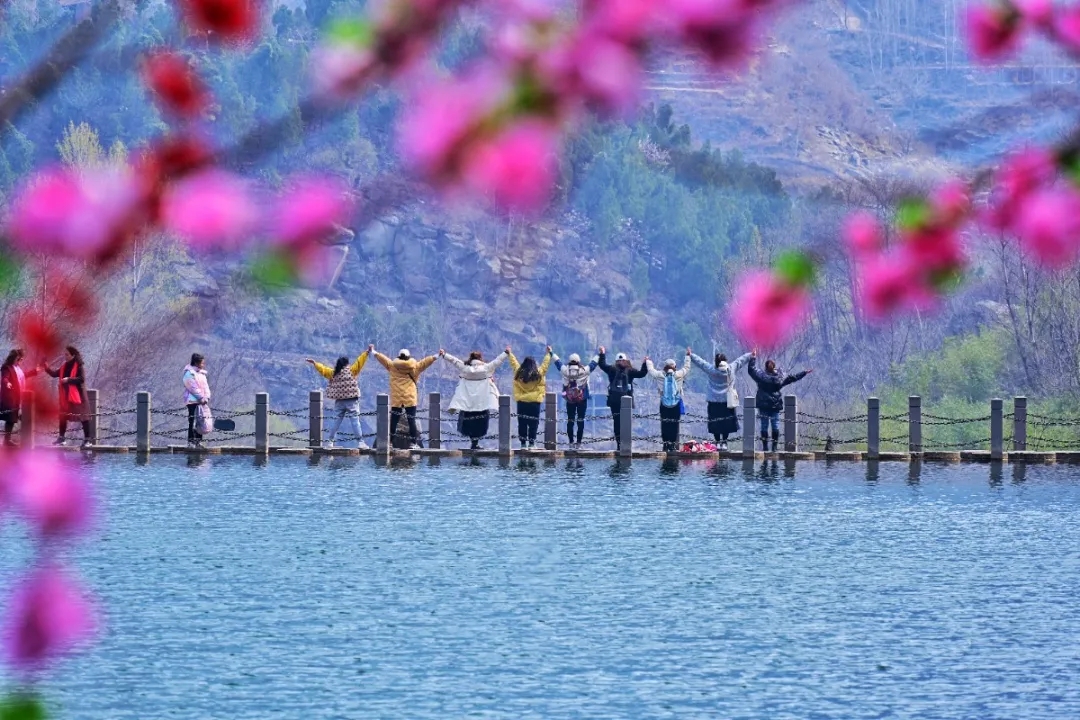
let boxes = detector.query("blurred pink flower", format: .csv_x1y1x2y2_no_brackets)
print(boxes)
2,564,96,674
730,270,811,349
966,4,1022,61
398,67,508,181
543,33,642,116
161,169,260,251
274,176,354,247
1016,0,1053,27
462,120,560,213
858,254,936,323
1011,186,1080,266
997,146,1057,200
4,452,93,540
7,166,143,259
843,211,883,259
931,179,971,224
1054,5,1080,50
903,226,966,275
668,0,757,67
583,0,659,42
311,43,374,102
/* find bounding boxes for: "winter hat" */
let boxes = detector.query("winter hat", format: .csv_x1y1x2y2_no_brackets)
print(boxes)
615,352,628,361
398,348,411,359
569,353,581,364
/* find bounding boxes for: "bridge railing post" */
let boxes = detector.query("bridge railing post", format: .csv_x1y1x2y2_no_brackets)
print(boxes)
87,388,99,447
783,394,797,452
908,395,922,454
742,396,756,458
544,391,558,450
255,392,269,454
308,391,323,449
375,394,390,454
619,395,632,458
136,391,151,452
991,398,1004,460
21,390,35,450
498,395,512,457
428,392,441,450
867,397,880,459
1013,396,1027,451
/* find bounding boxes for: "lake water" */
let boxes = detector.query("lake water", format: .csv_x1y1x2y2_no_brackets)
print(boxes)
4,455,1080,719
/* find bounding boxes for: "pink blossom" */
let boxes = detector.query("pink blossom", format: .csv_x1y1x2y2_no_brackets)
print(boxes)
4,452,94,539
997,146,1057,201
398,67,509,181
1011,186,1080,267
584,0,660,42
462,120,560,213
965,4,1022,62
1053,5,1080,51
1016,0,1053,27
311,43,374,102
273,176,354,247
857,254,936,323
730,270,812,349
161,169,260,251
843,211,883,259
7,166,143,259
931,179,971,225
903,225,966,274
668,0,757,68
2,564,96,674
543,33,642,116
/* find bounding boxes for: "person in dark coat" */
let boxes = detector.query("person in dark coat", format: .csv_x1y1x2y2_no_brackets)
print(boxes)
747,352,812,452
44,345,91,447
1,349,38,447
597,346,649,451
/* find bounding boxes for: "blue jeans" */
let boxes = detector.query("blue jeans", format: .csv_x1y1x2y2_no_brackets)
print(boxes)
328,398,363,445
759,412,780,435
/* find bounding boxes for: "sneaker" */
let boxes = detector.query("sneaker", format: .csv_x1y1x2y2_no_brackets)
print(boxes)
187,441,198,449
409,444,421,450
323,441,335,449
80,440,91,449
53,437,67,446
719,442,728,452
357,441,370,450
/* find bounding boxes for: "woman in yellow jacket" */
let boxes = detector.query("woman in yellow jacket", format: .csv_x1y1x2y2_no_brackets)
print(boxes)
370,344,437,448
507,345,552,449
306,351,369,448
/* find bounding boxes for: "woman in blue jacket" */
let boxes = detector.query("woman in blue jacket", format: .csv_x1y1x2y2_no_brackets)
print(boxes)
747,353,812,452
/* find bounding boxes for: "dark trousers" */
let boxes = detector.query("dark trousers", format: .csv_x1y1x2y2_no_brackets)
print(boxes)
517,401,541,444
187,403,202,443
610,400,626,448
566,400,587,444
391,406,420,447
660,403,681,452
59,398,90,441
3,411,17,444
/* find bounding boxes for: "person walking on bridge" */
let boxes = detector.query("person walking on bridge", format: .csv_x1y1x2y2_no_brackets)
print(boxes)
442,347,507,450
45,345,91,448
508,345,553,449
597,347,648,451
690,349,752,451
307,349,370,449
372,345,437,449
747,352,812,452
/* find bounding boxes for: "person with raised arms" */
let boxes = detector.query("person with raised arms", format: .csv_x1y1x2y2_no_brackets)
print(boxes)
306,349,370,449
371,345,437,449
507,345,553,449
645,349,693,453
597,346,648,451
690,348,752,451
747,351,813,452
441,347,508,451
552,349,599,450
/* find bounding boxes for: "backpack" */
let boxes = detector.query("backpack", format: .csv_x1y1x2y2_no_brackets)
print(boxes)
609,368,631,396
564,380,585,404
661,372,680,408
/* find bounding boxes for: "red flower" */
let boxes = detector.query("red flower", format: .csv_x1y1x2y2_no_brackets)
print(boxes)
142,52,209,118
177,0,259,43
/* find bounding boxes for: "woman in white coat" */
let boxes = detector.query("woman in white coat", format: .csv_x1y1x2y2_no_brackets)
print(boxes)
441,347,508,450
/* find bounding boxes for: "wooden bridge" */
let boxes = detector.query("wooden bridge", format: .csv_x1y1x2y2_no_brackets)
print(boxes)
8,390,1079,464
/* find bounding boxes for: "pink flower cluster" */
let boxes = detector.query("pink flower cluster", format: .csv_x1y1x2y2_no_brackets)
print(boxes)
0,453,97,675
845,182,970,323
397,0,783,212
966,0,1080,62
731,270,812,350
986,146,1080,267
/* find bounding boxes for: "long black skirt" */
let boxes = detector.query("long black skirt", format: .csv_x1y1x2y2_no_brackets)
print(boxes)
707,401,739,437
457,410,490,439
